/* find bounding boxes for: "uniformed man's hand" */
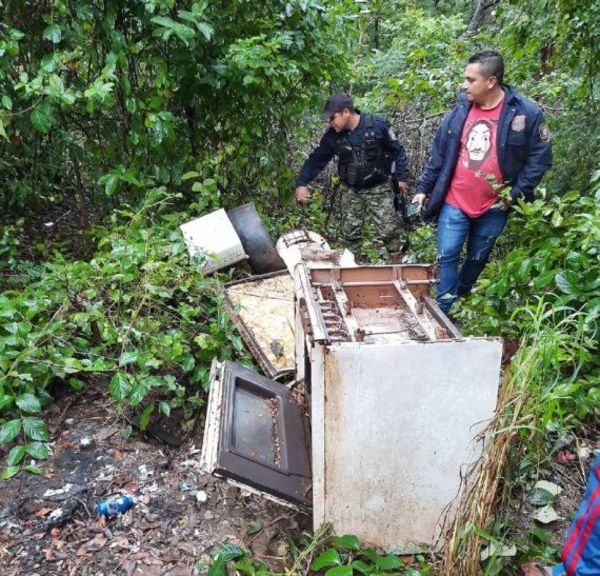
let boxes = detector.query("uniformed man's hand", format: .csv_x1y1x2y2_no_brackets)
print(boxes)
398,181,409,193
296,186,311,204
413,193,426,207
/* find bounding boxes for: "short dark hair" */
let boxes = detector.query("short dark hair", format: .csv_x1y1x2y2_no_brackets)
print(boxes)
468,51,504,85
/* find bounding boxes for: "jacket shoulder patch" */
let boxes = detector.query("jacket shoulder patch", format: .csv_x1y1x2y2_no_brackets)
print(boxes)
539,123,551,142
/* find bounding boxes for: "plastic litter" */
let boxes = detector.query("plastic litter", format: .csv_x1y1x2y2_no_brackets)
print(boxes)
96,494,135,518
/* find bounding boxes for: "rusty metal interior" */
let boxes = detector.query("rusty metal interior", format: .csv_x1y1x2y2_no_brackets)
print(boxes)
299,265,460,343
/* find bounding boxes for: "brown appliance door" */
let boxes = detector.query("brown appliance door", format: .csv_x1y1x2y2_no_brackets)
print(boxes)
202,361,311,509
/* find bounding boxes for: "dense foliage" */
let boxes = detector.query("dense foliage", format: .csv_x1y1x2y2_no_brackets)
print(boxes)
0,0,350,213
0,188,252,477
198,532,433,576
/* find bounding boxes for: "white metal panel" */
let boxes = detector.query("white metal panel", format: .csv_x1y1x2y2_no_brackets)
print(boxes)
310,345,326,526
200,359,223,474
276,230,356,274
313,338,502,551
180,209,247,273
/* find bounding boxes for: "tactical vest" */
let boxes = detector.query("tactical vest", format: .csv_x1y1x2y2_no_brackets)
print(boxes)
336,114,392,189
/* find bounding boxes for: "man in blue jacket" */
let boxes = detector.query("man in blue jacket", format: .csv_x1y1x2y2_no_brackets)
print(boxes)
295,93,410,260
413,51,552,315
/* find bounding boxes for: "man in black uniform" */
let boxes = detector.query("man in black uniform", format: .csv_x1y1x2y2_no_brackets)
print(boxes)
295,93,410,260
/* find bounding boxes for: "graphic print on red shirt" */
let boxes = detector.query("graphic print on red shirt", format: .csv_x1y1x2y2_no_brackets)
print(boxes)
446,97,504,218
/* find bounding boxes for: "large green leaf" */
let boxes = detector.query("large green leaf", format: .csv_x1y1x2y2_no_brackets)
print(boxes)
22,417,49,441
0,394,14,411
43,24,62,44
0,419,21,444
26,442,49,460
311,549,342,571
16,393,42,413
110,372,130,401
1,466,20,479
119,350,138,366
375,554,402,570
30,103,55,133
139,403,155,431
212,543,245,562
332,534,360,551
351,560,373,574
7,445,26,466
128,384,147,407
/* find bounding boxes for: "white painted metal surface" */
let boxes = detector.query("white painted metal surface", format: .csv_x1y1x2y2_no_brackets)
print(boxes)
311,338,502,551
199,359,223,474
180,209,247,273
276,230,355,274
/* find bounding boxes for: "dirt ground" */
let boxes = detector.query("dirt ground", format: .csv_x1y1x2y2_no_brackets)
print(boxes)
0,382,308,576
0,376,596,576
509,426,600,552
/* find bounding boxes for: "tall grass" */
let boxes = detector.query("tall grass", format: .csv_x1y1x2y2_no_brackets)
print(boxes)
444,300,597,575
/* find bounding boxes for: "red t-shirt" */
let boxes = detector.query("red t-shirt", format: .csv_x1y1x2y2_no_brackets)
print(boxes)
446,97,504,217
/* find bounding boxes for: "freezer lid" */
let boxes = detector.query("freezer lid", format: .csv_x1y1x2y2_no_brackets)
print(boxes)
223,271,296,378
200,360,311,509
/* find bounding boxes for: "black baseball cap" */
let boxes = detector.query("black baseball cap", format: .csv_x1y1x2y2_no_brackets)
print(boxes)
320,93,354,120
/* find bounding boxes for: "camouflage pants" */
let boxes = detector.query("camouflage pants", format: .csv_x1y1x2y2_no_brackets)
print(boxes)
340,180,405,259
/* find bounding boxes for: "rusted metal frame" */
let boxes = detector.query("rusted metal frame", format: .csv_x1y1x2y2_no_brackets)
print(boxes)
296,265,329,343
329,283,360,341
423,296,462,338
310,279,437,288
392,280,440,340
309,264,434,285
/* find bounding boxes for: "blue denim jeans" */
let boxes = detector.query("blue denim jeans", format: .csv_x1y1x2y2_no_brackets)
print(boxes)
436,203,507,314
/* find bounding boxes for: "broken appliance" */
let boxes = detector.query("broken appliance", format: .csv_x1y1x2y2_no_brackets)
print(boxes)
275,229,357,275
180,209,247,273
180,203,286,275
223,271,296,379
201,263,502,552
201,360,311,509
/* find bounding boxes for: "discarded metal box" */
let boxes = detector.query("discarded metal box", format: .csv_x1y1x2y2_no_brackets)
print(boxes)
296,264,502,550
180,209,247,273
202,263,502,551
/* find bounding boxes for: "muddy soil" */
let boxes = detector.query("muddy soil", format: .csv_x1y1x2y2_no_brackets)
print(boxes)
0,383,308,576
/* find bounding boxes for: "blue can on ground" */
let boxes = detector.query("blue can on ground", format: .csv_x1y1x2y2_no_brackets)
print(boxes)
96,494,135,517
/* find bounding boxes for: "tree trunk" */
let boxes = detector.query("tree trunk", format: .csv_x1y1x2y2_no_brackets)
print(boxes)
465,0,494,36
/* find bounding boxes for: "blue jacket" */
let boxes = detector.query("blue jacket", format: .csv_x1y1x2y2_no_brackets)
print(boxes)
416,85,552,221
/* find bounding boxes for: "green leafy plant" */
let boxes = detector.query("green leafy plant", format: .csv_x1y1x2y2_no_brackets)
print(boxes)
0,188,247,474
198,530,434,576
